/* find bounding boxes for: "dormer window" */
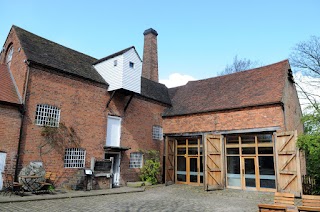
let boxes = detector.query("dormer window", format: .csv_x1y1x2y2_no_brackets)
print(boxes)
114,60,117,66
129,62,134,68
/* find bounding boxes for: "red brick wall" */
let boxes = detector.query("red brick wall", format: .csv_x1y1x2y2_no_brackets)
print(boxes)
0,27,28,99
0,105,21,175
163,105,285,134
118,97,165,184
20,66,109,187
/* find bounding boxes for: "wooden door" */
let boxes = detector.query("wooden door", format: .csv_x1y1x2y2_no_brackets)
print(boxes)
165,136,175,185
275,131,302,196
205,134,224,190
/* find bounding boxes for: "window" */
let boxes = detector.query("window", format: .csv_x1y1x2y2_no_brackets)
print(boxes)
114,60,117,66
106,116,121,147
129,61,134,68
152,126,163,140
35,104,61,127
129,152,143,168
6,46,13,68
64,148,86,168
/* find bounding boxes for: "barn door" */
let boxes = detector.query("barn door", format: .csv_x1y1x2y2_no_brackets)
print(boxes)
275,131,302,196
205,134,224,190
165,136,175,185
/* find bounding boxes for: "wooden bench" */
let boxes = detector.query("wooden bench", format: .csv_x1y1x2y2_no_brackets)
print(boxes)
39,172,57,194
258,192,296,212
298,195,320,212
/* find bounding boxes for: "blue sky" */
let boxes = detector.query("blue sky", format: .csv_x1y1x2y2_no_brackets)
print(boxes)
1,0,320,85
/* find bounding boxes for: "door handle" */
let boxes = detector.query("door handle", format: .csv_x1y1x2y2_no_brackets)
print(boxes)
242,169,244,174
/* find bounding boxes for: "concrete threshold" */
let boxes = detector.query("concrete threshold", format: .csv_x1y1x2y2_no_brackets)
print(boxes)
0,186,145,203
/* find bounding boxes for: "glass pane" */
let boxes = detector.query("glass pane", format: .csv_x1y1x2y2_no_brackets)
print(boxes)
226,135,239,144
258,147,273,154
199,147,203,155
177,174,186,182
227,148,239,154
177,139,186,145
242,147,255,154
200,156,203,173
177,156,186,171
227,156,241,187
177,156,186,182
257,134,273,143
245,158,256,188
188,147,198,155
177,148,186,155
259,156,275,188
241,135,255,144
188,138,198,145
189,158,198,183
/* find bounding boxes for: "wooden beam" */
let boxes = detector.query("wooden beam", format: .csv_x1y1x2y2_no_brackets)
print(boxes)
106,90,116,108
124,94,134,112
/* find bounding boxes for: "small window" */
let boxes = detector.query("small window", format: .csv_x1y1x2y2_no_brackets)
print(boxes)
129,152,143,168
114,60,117,66
129,62,134,68
35,104,61,127
6,46,14,67
152,126,163,140
64,148,86,168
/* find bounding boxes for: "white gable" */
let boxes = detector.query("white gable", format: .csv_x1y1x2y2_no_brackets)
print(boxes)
94,47,141,93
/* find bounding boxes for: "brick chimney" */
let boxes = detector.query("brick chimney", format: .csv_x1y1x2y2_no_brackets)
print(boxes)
142,28,158,82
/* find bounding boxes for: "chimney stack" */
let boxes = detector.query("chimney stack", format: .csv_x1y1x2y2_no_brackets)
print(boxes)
142,28,158,82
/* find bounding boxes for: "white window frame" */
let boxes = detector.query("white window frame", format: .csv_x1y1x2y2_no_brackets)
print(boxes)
129,152,143,168
64,148,86,168
106,116,121,147
152,125,163,140
35,104,61,127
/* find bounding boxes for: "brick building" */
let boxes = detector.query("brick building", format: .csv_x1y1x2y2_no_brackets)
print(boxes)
0,25,303,194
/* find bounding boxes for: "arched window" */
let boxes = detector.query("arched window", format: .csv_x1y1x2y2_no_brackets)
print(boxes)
6,46,14,68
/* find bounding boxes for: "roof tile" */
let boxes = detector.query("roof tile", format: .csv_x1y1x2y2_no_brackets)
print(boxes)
0,64,21,105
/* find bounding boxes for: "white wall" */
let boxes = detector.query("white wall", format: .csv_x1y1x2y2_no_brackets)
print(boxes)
93,47,142,93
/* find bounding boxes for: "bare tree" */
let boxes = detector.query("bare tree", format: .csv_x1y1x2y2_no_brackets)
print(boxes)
220,55,259,75
290,36,320,77
290,36,320,112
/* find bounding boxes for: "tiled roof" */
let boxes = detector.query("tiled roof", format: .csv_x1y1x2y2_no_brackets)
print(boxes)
140,77,171,105
13,26,107,84
0,64,21,105
164,60,290,117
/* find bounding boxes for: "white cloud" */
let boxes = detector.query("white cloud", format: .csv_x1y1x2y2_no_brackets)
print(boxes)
294,72,320,112
160,73,196,88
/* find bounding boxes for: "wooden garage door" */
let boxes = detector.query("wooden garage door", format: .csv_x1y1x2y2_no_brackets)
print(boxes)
205,134,224,190
165,136,175,185
275,131,302,196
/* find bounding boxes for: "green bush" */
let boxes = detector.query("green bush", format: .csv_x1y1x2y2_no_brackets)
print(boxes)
139,150,161,185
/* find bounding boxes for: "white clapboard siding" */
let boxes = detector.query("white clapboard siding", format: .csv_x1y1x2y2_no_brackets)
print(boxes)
122,48,142,93
93,47,142,93
94,54,124,91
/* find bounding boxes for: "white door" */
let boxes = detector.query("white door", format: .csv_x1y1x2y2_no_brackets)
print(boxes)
105,153,121,186
0,152,7,190
106,116,121,147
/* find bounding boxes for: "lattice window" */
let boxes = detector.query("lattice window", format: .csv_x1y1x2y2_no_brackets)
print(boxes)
64,148,86,168
35,104,61,127
129,152,143,168
152,126,163,140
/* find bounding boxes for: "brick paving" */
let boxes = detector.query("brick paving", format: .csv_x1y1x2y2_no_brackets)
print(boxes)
0,184,278,212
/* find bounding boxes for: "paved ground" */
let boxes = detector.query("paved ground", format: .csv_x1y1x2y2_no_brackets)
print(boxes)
0,184,277,212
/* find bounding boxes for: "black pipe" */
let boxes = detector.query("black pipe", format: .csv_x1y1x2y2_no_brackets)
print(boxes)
14,104,25,181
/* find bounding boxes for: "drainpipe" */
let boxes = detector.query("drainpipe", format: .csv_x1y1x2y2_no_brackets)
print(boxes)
14,60,30,181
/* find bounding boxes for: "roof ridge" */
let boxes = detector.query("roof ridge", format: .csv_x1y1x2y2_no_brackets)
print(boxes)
187,59,289,85
93,46,135,65
13,25,97,61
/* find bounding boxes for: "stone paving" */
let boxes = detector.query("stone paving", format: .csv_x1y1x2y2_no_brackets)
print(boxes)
0,184,278,212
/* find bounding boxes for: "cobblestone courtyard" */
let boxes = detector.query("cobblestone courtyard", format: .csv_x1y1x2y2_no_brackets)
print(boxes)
0,184,274,212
